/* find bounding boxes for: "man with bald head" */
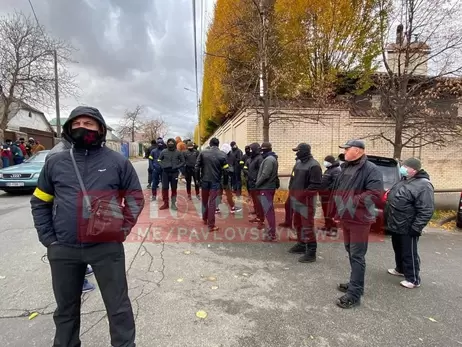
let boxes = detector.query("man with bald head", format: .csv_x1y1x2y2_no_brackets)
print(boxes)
329,139,384,309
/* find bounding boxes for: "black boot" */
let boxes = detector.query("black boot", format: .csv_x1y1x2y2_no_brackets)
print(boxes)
288,242,305,254
298,249,316,263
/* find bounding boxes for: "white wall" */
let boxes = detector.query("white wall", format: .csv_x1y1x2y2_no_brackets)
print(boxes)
8,109,51,132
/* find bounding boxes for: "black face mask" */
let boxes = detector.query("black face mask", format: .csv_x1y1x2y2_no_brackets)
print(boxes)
296,150,310,160
167,143,176,150
71,127,102,149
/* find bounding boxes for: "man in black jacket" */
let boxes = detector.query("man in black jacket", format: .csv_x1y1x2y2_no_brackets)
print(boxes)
255,142,279,241
330,139,384,309
385,157,434,289
30,106,144,347
183,141,200,200
288,143,322,262
195,137,229,232
145,140,157,188
245,143,264,224
319,155,342,236
229,141,243,197
158,138,185,210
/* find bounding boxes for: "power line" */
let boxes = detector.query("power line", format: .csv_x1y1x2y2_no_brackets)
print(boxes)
26,0,62,138
192,0,201,147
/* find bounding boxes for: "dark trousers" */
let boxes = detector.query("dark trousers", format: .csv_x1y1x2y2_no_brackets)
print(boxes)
151,168,161,196
47,243,135,347
283,195,293,226
185,166,199,196
320,195,336,230
342,221,371,301
2,157,9,168
161,171,178,202
231,169,242,196
147,167,153,185
201,181,220,227
258,189,276,235
249,188,264,221
292,195,317,251
391,233,421,285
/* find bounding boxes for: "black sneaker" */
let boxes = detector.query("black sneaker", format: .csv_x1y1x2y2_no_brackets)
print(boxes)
288,243,305,254
336,294,360,309
263,233,277,242
298,251,316,263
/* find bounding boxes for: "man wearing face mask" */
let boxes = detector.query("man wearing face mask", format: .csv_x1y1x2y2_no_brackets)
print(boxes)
384,158,434,289
319,155,341,236
30,106,145,347
288,143,322,262
183,141,200,200
229,141,244,197
157,138,185,210
330,139,383,309
255,142,279,241
245,143,264,224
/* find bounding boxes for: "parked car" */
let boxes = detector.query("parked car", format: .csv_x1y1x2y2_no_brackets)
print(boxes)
367,155,401,234
0,150,49,194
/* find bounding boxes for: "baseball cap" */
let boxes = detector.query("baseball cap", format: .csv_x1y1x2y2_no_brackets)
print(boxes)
339,139,365,149
402,157,422,171
292,143,311,152
261,142,272,150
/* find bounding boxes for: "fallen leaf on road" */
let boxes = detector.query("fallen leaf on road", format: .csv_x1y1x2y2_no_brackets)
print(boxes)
234,275,239,278
177,278,184,282
183,250,191,255
211,286,219,290
419,338,423,342
427,317,438,322
196,310,208,319
28,312,39,320
310,335,314,339
140,250,146,256
207,276,217,282
435,252,441,255
242,273,250,277
0,276,5,280
283,267,290,270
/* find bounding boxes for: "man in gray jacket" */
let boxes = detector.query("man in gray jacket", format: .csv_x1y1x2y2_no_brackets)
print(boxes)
255,142,279,241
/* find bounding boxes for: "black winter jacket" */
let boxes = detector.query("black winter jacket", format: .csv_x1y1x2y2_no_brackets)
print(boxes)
30,106,145,248
256,152,279,189
384,170,434,236
195,146,228,184
158,148,185,172
329,155,384,224
246,154,263,189
320,162,341,196
183,148,199,168
288,156,322,199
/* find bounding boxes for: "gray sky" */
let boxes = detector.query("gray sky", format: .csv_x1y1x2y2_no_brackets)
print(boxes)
1,0,215,138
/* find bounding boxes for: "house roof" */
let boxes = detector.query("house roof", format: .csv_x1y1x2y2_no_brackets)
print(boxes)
49,117,114,131
0,98,54,133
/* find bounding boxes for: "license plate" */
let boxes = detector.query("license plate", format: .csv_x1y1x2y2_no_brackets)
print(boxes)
6,182,24,187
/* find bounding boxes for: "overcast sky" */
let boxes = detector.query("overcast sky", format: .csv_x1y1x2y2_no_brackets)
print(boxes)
1,0,215,138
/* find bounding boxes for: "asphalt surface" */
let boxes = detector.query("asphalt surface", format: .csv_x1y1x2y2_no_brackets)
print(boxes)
1,159,462,347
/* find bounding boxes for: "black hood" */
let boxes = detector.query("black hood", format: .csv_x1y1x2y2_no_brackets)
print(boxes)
414,169,430,180
62,106,107,144
249,143,260,157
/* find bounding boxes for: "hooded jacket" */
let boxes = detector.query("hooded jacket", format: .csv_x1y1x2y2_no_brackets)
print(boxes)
255,151,279,189
319,161,341,195
158,139,185,172
195,145,228,184
288,151,322,197
384,170,434,236
30,106,145,247
244,143,263,189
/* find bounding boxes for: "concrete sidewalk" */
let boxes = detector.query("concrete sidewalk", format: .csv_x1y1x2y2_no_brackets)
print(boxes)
1,161,461,346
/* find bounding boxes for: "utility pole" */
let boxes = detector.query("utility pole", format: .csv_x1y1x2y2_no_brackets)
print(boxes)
259,0,270,142
53,49,61,138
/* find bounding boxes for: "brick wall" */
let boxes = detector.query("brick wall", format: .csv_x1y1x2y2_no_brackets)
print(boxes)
206,108,462,190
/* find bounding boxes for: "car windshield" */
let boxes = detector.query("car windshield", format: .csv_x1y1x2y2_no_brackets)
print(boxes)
24,151,48,163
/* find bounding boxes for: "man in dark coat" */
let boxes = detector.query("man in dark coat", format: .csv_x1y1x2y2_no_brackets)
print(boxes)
385,157,434,289
255,142,279,241
330,139,384,309
319,155,341,236
245,143,264,224
183,141,200,199
157,138,185,210
145,140,157,189
287,143,322,262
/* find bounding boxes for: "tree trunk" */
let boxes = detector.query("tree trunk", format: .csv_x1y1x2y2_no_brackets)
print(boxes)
393,122,403,160
262,105,270,142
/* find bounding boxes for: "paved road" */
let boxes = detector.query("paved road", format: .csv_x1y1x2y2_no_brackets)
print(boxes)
1,159,462,347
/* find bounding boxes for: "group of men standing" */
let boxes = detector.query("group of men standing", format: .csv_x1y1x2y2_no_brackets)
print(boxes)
0,137,45,168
